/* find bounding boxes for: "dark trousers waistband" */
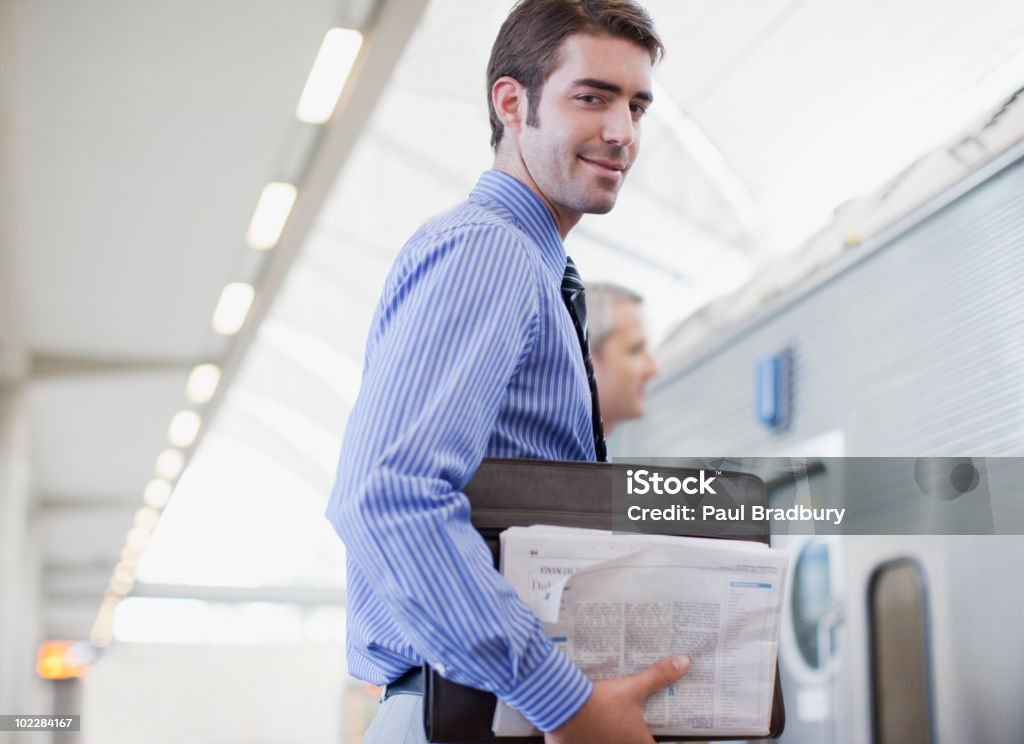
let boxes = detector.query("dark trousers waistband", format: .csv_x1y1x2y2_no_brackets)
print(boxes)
383,666,424,700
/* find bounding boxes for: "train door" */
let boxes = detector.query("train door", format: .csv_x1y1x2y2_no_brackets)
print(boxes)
767,461,850,744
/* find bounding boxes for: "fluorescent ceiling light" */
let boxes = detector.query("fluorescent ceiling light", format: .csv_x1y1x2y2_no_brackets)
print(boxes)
94,599,118,637
113,563,136,584
92,619,113,636
109,575,135,596
168,410,201,448
186,363,221,404
100,598,119,614
125,526,151,553
212,283,254,335
296,28,363,124
154,449,184,480
143,479,172,509
246,182,297,249
89,630,111,648
133,507,161,532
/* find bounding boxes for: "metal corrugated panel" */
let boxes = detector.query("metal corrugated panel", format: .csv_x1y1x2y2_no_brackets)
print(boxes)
625,150,1024,457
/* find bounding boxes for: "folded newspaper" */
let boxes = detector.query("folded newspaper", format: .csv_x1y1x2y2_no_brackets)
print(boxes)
493,526,789,738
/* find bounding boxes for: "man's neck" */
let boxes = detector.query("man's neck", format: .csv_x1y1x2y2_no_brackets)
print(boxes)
491,155,580,239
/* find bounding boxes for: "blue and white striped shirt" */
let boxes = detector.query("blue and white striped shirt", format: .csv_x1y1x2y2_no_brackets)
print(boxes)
327,170,595,731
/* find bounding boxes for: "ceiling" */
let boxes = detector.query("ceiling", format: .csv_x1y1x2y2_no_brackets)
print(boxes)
2,0,368,639
2,0,1023,644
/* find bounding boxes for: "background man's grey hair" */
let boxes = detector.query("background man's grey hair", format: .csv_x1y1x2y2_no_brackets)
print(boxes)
586,281,644,353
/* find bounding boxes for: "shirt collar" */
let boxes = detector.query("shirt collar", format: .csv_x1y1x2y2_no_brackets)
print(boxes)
469,170,566,284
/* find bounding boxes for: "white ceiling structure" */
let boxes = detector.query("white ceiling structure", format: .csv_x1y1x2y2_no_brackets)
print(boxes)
2,0,1023,645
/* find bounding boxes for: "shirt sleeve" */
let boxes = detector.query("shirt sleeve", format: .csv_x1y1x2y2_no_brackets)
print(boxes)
327,222,592,732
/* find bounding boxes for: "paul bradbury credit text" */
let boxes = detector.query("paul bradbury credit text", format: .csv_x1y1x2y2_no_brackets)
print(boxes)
626,503,847,526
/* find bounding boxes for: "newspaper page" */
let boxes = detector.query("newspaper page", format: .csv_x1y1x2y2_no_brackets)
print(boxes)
493,526,789,738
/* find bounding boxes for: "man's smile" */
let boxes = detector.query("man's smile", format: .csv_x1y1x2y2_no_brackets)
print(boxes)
578,155,628,178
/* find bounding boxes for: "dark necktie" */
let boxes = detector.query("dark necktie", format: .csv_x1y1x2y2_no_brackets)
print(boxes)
561,256,608,462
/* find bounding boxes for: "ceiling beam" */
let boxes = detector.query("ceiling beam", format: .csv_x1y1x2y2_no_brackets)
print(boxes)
131,582,345,606
44,565,111,600
38,491,145,510
30,353,195,379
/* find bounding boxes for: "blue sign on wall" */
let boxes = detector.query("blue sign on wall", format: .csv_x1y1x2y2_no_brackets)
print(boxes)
756,349,791,429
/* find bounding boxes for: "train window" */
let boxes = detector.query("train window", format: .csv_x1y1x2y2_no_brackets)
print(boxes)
869,559,934,744
791,541,832,669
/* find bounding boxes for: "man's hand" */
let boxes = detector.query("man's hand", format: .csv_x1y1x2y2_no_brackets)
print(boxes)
545,655,691,744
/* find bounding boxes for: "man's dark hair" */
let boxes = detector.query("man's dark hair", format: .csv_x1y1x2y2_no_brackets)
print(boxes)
486,0,664,149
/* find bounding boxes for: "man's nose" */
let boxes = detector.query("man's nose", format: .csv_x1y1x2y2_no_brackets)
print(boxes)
643,350,658,379
602,102,637,148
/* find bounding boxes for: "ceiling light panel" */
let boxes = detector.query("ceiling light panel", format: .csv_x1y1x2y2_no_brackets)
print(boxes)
168,410,201,448
296,28,363,124
186,363,221,404
154,449,185,480
247,182,297,249
212,283,255,335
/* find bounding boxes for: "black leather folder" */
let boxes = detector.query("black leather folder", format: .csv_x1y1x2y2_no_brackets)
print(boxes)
423,458,786,743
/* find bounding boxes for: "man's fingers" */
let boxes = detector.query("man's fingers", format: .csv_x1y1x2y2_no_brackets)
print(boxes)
628,655,691,698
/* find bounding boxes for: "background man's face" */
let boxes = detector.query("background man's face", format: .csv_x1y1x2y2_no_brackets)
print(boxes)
592,299,657,431
518,33,653,221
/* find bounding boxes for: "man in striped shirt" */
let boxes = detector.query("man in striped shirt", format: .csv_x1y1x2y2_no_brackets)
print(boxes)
328,2,690,742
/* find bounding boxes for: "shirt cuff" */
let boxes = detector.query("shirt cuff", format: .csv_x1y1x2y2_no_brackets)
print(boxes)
501,642,594,732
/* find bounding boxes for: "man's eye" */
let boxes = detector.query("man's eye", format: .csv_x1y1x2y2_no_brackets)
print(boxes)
578,94,602,104
630,103,648,117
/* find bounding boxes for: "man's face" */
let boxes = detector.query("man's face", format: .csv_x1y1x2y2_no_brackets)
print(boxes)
592,299,657,432
517,33,653,226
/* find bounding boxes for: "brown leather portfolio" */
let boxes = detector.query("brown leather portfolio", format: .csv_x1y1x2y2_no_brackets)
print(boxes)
423,457,786,743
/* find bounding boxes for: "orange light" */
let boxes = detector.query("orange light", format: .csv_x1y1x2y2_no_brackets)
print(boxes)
36,641,92,680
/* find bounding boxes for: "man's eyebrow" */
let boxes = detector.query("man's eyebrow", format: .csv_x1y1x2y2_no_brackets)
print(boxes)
572,78,654,103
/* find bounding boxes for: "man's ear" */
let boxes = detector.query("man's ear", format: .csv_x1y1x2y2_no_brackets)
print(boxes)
492,76,528,139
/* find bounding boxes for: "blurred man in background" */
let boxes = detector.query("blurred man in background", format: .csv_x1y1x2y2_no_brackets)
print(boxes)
587,282,658,434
